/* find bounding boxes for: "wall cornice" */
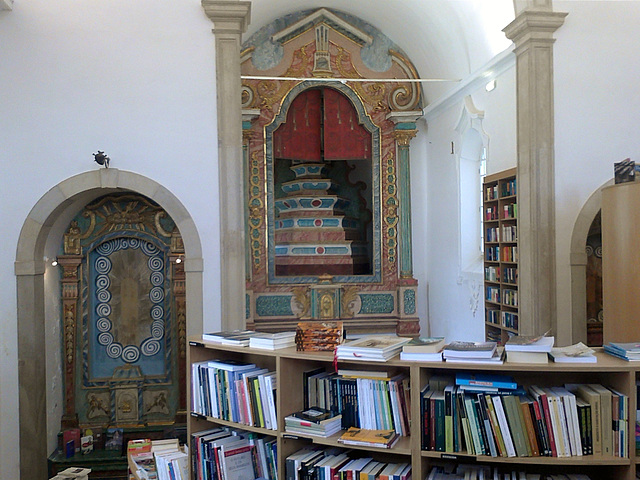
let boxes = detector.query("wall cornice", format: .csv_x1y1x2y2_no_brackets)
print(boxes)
423,46,515,121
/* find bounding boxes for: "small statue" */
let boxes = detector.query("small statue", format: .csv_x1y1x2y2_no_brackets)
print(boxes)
93,151,110,168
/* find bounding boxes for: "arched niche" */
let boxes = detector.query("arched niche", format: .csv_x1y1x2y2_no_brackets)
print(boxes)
15,168,203,479
240,8,424,335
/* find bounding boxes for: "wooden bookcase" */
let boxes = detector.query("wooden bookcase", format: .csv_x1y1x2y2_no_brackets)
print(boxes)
483,167,519,344
187,339,639,480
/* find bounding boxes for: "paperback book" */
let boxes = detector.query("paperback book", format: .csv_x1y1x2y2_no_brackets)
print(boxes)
442,341,497,359
337,427,399,448
549,342,597,363
336,335,411,362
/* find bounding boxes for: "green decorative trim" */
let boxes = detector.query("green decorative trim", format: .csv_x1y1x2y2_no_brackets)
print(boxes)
403,289,416,315
358,293,394,314
256,295,294,317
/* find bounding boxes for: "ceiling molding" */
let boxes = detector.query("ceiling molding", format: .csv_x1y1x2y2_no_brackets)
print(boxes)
423,45,515,121
1,0,13,11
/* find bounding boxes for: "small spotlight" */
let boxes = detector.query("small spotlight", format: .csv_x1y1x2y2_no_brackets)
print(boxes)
51,258,58,267
485,79,496,92
175,257,182,264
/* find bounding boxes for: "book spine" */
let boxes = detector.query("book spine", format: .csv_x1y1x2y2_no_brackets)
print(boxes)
491,396,516,457
484,394,506,457
519,399,540,456
444,386,454,453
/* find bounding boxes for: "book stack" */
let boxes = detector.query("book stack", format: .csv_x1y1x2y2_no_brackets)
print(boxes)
399,336,445,362
442,341,502,364
202,330,257,346
248,331,296,350
337,426,400,449
505,335,554,364
603,342,640,361
284,407,342,437
295,321,344,352
49,468,91,480
336,335,411,362
549,342,596,363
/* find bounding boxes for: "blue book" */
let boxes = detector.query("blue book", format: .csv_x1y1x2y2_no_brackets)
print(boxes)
455,372,517,390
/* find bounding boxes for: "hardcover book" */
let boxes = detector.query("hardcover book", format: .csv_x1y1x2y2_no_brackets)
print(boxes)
401,337,445,353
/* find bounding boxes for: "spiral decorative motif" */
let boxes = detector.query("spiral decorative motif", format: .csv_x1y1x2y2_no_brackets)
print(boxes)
107,342,123,358
95,274,110,289
122,345,140,363
148,255,163,271
96,303,111,317
150,271,163,287
141,241,159,256
141,338,161,356
96,289,111,303
96,317,112,332
94,257,111,274
150,305,163,321
149,286,165,303
93,236,166,361
98,332,113,346
96,241,116,256
151,320,164,339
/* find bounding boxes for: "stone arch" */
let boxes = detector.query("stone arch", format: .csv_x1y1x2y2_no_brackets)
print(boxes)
15,168,203,479
569,179,613,345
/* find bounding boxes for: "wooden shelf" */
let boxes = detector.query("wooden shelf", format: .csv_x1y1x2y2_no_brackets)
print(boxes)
188,341,640,480
483,167,518,343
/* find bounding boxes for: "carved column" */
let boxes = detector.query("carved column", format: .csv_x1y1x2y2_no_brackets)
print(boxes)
57,255,82,428
387,111,422,335
202,0,251,330
170,230,187,422
503,8,567,336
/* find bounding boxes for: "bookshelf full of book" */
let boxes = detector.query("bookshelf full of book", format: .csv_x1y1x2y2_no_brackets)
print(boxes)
483,167,519,344
187,337,640,480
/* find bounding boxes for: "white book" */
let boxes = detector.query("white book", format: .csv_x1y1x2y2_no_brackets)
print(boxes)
490,396,517,457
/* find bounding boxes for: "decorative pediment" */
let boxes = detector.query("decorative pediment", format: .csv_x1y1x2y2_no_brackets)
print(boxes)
272,8,373,47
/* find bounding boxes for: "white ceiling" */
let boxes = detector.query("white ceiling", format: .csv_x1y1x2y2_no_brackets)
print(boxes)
245,0,516,104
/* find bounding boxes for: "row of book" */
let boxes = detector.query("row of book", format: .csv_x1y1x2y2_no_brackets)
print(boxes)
191,359,278,430
485,225,518,244
302,367,412,436
427,464,591,480
285,446,411,480
191,427,277,480
421,373,628,459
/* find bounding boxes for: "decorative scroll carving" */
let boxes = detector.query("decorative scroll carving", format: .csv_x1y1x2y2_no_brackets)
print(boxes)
292,286,311,318
248,152,264,268
341,285,360,318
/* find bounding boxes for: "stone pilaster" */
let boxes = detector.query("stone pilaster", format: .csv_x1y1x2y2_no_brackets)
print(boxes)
503,9,567,336
202,0,251,330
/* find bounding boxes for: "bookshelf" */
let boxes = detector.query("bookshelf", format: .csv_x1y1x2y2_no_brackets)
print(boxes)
483,167,519,344
187,339,639,480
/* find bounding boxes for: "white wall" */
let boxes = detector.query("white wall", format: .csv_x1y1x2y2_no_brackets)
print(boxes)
0,1,221,476
554,1,640,344
421,65,517,341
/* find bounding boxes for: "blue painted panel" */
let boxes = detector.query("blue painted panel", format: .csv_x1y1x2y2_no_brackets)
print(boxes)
359,294,395,314
256,295,294,317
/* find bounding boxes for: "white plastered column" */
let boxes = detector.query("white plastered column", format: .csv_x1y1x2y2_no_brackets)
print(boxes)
202,0,251,330
503,3,566,337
